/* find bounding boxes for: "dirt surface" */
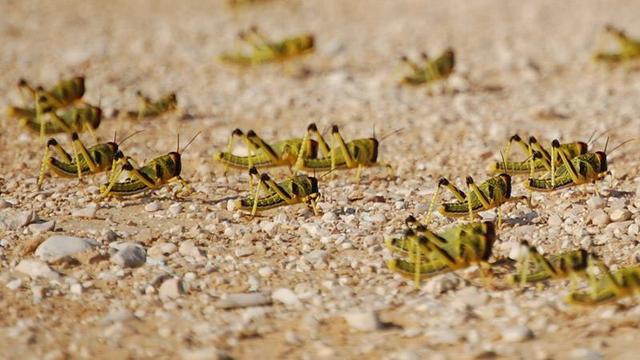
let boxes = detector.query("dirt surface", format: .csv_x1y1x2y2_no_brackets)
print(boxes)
1,0,640,359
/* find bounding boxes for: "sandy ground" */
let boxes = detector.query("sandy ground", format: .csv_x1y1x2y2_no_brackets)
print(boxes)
1,0,640,359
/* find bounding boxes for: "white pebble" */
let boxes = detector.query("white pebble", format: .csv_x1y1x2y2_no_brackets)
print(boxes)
179,240,204,259
6,278,22,290
111,243,146,268
16,259,60,280
258,267,273,277
71,204,98,218
145,201,160,212
570,348,602,360
586,197,606,209
226,199,236,212
168,203,182,215
159,278,184,300
28,220,56,234
610,209,631,222
501,325,533,343
590,210,610,226
272,288,301,307
217,292,271,309
343,310,381,332
235,246,254,257
547,214,562,227
35,235,99,261
69,283,83,296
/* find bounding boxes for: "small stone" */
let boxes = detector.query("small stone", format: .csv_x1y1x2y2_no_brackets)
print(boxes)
7,210,38,229
629,224,639,236
145,201,160,212
180,347,230,360
590,210,610,226
304,250,327,264
501,325,533,343
235,246,254,257
69,283,83,295
35,235,99,261
168,203,182,215
362,213,385,223
343,310,381,332
570,348,603,360
102,229,119,243
609,209,631,222
547,214,562,227
258,266,273,277
149,242,178,257
272,288,301,307
0,199,12,209
424,273,460,295
6,278,22,290
226,199,236,212
71,204,98,218
217,292,272,309
159,278,184,300
28,220,56,234
111,243,146,268
16,259,60,280
508,241,529,260
179,240,204,259
586,197,606,210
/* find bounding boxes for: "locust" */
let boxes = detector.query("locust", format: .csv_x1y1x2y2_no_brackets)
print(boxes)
593,24,640,63
424,174,530,228
37,131,140,190
126,91,178,120
507,241,606,287
386,216,495,288
566,266,640,305
489,134,589,176
400,48,455,86
525,140,611,195
235,166,320,218
292,124,395,181
100,133,200,198
13,100,102,140
16,76,85,109
219,26,314,66
213,125,321,173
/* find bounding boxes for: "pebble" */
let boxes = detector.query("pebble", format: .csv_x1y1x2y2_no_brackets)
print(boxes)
500,325,533,343
111,243,147,268
6,278,22,290
508,241,529,260
609,209,631,222
547,214,562,227
343,310,382,332
586,197,606,209
590,210,610,226
226,199,236,212
0,199,12,209
180,348,230,360
570,348,603,360
235,246,254,257
28,220,56,234
168,203,182,215
16,259,61,280
71,204,98,218
159,278,184,299
272,288,301,307
217,292,272,309
69,283,83,296
304,250,327,264
145,201,160,212
179,240,204,259
149,242,177,257
35,235,99,261
6,210,38,229
629,224,640,236
258,266,273,277
361,213,386,223
424,274,460,295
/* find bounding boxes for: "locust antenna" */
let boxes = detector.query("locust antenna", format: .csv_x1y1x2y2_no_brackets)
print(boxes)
118,130,144,146
180,131,202,154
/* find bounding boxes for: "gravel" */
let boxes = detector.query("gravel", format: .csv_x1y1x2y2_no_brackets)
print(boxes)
35,235,99,261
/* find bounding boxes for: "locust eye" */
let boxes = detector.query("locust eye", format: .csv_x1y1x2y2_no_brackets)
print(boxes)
438,178,449,186
552,139,560,148
510,134,521,142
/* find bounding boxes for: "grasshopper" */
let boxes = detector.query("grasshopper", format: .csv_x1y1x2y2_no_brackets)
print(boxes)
126,91,178,120
424,174,530,228
17,76,85,109
400,48,455,86
213,125,322,173
292,124,395,181
507,241,606,287
235,166,320,218
37,131,140,190
219,26,314,66
525,139,610,195
566,266,640,305
490,134,589,176
16,101,102,139
386,216,495,288
593,25,640,63
100,133,200,198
